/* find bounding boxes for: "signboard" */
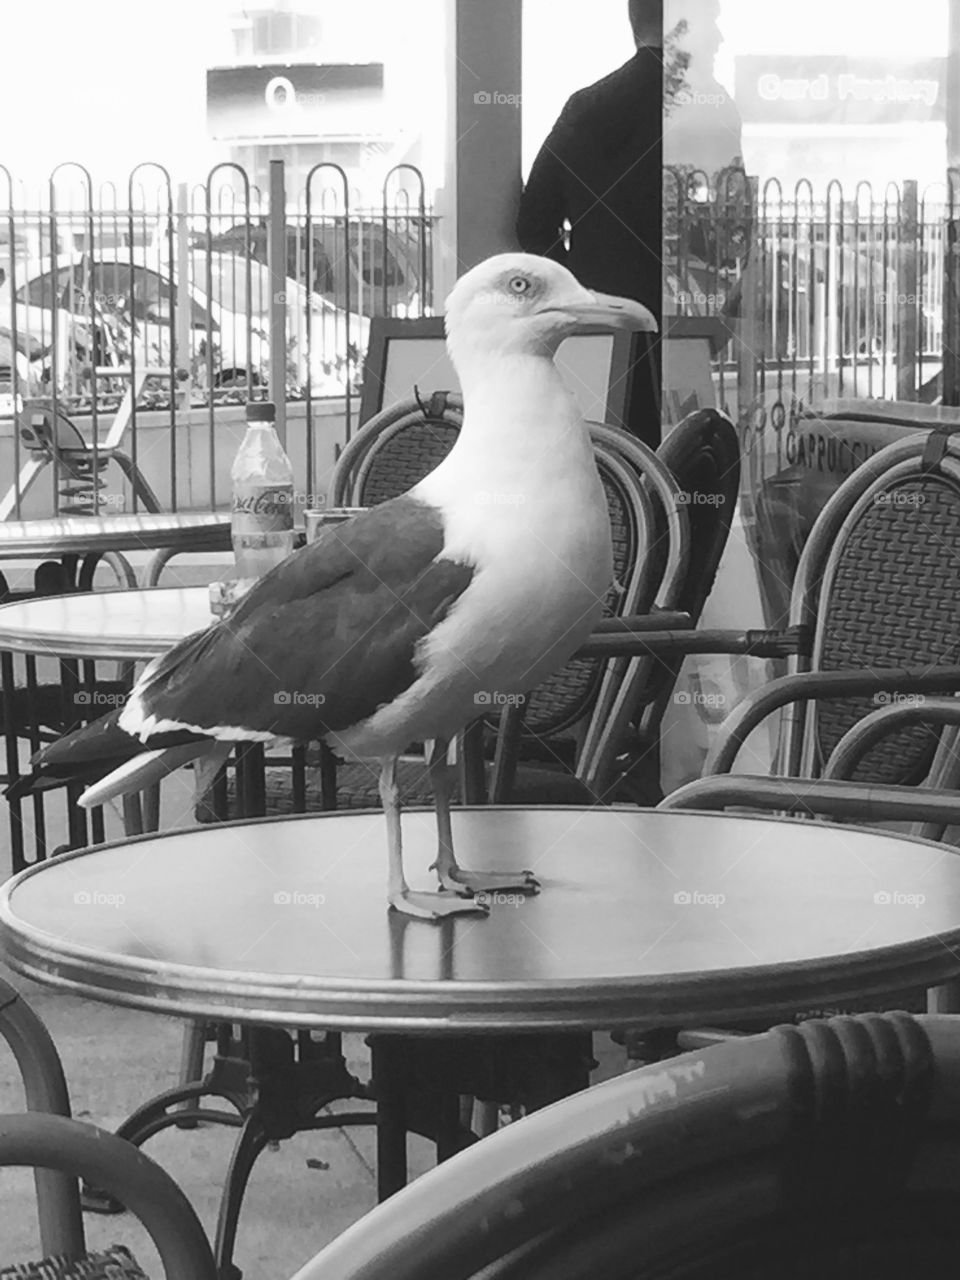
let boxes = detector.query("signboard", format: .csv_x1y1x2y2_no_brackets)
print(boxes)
734,56,946,126
207,63,384,139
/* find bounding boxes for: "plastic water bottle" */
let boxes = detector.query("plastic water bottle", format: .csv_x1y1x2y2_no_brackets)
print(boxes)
212,402,294,615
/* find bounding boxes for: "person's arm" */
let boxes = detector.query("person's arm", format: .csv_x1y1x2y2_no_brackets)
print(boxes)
516,107,573,264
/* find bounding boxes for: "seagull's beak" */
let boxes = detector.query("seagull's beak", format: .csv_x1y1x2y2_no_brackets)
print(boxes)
549,290,658,335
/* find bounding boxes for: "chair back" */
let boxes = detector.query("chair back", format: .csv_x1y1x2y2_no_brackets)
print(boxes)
738,405,943,628
579,409,739,798
782,431,960,781
294,1013,960,1280
332,392,463,508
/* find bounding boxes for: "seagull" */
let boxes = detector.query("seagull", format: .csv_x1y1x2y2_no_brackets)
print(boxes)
29,253,656,920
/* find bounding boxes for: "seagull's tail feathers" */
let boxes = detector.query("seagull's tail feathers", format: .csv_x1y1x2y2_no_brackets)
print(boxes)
78,740,224,810
4,707,212,804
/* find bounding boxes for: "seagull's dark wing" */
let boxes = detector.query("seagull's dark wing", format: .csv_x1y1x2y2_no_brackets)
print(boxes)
129,495,474,741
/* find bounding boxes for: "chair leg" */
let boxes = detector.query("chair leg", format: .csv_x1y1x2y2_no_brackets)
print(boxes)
927,980,960,1013
0,983,86,1260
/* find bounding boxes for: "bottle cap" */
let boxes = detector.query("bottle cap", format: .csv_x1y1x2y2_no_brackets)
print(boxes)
246,401,276,422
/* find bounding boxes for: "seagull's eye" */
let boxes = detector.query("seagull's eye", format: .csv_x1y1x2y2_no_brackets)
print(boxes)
508,275,531,296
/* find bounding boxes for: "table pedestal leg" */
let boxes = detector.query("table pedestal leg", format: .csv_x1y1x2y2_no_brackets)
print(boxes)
371,1036,408,1200
370,1032,595,1200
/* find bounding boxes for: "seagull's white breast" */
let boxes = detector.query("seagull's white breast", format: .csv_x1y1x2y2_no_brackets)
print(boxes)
334,371,613,759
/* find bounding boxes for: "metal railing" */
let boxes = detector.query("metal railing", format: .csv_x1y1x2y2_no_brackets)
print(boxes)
663,166,956,421
1,161,436,516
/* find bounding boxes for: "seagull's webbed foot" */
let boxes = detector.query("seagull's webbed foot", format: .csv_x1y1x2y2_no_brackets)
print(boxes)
389,889,490,920
432,864,541,897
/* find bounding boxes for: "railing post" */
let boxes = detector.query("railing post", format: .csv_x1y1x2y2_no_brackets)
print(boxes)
896,179,919,401
175,182,192,410
943,172,960,406
736,177,760,423
267,158,287,445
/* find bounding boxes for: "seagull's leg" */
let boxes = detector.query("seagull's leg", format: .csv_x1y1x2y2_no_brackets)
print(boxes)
428,738,539,897
382,754,487,920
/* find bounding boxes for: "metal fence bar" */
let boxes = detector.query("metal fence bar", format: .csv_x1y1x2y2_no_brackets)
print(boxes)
268,160,287,445
897,180,920,401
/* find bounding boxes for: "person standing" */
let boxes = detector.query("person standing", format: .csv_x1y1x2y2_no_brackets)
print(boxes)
516,0,663,444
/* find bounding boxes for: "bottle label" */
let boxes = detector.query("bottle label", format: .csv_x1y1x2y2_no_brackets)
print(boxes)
232,485,294,534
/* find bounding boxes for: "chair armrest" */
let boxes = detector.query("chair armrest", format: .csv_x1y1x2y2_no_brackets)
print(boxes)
704,667,960,775
591,611,692,634
824,696,960,781
577,626,805,661
0,1113,216,1279
660,773,960,827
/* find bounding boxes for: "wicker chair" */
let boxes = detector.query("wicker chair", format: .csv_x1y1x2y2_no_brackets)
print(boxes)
586,429,960,806
577,408,741,803
0,975,215,1278
294,1012,960,1280
327,394,691,810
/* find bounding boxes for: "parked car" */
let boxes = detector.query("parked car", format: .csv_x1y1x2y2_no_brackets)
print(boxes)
0,251,366,398
204,218,425,318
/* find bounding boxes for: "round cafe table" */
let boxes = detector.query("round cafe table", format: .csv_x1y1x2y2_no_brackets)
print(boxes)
0,588,218,867
4,807,960,1031
0,513,231,593
4,807,960,1174
0,585,213,662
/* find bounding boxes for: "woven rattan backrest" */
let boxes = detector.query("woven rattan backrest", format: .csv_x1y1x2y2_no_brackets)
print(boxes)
789,435,960,781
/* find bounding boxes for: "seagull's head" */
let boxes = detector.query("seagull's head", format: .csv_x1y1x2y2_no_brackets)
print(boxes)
444,253,657,362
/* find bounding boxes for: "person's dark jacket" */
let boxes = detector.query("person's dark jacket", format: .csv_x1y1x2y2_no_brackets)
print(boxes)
516,48,663,315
